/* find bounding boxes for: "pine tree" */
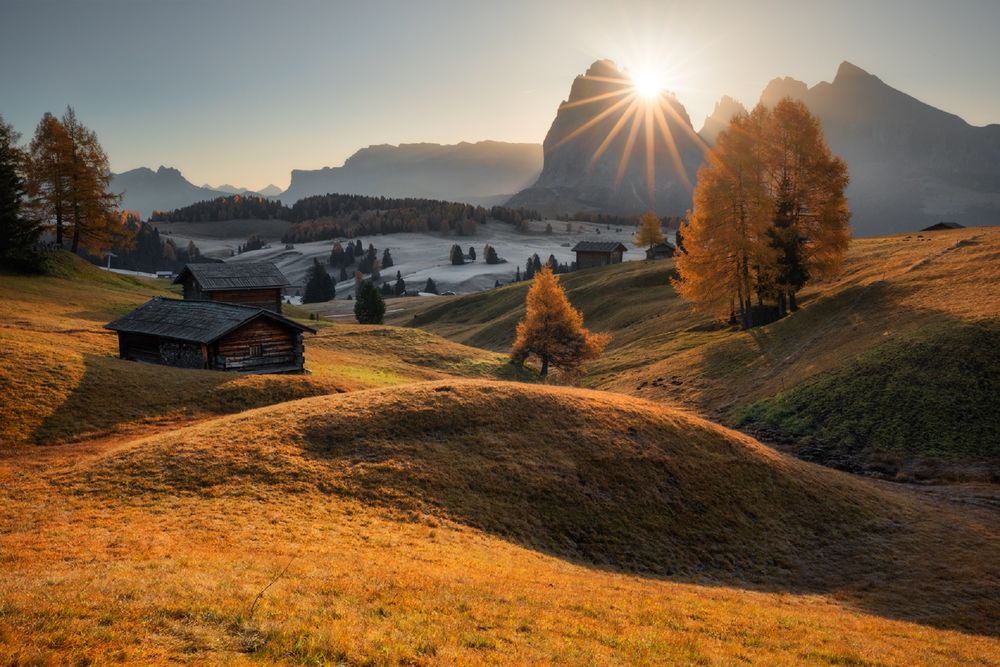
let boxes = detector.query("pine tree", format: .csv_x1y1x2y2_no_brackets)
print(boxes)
468,245,476,261
511,266,609,376
339,265,348,281
0,116,43,272
394,274,406,295
515,265,521,282
484,244,500,265
450,243,464,265
302,258,335,303
25,112,72,247
636,210,664,249
354,279,386,324
381,247,393,269
424,277,438,294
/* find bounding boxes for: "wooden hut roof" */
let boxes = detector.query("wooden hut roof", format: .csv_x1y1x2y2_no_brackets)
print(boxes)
649,241,676,251
173,262,290,291
105,297,314,344
571,241,629,253
920,221,965,231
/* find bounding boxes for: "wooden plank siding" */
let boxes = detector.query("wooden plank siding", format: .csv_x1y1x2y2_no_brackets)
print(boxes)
211,317,304,372
119,332,207,369
206,288,282,313
576,250,623,270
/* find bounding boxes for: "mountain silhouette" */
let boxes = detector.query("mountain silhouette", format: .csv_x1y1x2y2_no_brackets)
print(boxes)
111,167,225,218
508,59,705,215
279,141,542,206
759,61,1000,235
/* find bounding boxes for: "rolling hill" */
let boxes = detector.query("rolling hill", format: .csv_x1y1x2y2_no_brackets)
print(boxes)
398,226,1000,479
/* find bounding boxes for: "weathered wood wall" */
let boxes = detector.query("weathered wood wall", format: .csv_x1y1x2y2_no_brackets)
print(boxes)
575,250,623,270
211,318,304,372
207,288,282,313
118,333,207,369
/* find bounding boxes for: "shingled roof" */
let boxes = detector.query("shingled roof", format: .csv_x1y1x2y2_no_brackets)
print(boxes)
105,298,314,344
173,262,290,291
571,241,629,253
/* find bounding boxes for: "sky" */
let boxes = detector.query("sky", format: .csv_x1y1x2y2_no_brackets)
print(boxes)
3,0,999,190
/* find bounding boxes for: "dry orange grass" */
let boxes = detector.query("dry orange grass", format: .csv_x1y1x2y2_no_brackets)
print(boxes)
1,381,998,664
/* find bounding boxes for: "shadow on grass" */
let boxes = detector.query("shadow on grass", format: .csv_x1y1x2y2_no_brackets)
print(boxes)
30,353,342,446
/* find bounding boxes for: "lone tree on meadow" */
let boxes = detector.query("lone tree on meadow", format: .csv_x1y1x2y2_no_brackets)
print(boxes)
449,243,464,265
636,210,664,250
674,98,850,328
354,279,386,324
511,266,609,377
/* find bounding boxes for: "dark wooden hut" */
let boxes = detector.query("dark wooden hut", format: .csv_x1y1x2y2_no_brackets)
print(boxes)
920,221,964,232
174,262,290,313
105,297,315,374
572,241,628,270
645,241,676,260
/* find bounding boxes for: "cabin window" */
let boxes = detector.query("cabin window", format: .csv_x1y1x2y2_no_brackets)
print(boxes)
248,344,262,357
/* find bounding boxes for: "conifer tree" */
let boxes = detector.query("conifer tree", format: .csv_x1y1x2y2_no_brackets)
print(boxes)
354,279,386,324
381,247,393,269
60,108,122,255
0,116,43,271
26,112,72,247
484,244,500,265
468,245,476,261
636,210,664,249
424,277,438,294
302,258,335,303
449,243,464,265
511,266,609,376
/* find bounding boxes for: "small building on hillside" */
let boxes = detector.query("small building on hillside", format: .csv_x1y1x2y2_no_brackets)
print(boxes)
105,297,315,374
174,262,290,313
645,242,676,260
921,221,965,232
572,241,628,270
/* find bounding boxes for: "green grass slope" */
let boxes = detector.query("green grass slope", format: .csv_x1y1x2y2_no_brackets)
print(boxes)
398,228,1000,478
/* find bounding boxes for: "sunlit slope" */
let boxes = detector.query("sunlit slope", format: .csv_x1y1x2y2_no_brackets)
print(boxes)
399,227,1000,473
0,253,524,448
69,381,999,631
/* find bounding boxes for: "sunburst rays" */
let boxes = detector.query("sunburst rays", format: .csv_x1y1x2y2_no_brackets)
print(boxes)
554,70,711,207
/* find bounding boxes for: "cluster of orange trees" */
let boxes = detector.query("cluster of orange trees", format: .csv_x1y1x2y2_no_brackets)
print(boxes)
675,98,851,329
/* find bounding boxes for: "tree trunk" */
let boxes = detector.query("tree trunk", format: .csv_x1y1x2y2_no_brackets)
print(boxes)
788,290,798,311
55,205,63,247
540,354,549,377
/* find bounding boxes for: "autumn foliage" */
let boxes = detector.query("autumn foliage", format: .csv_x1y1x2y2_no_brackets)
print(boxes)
511,266,609,376
674,98,850,328
635,210,664,249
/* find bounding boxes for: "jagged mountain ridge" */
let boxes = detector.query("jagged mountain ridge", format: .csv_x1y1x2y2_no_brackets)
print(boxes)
111,166,226,218
698,95,748,146
508,59,704,216
279,140,543,206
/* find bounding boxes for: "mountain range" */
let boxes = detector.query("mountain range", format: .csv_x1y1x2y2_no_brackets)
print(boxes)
278,141,542,206
117,61,999,236
201,183,283,197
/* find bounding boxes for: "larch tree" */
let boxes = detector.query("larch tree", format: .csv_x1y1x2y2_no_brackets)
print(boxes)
26,112,72,247
511,266,609,377
635,210,664,249
675,106,775,329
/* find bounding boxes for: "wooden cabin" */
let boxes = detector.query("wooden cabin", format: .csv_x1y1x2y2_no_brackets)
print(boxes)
174,262,290,313
645,242,676,260
920,221,964,232
105,297,315,374
572,241,628,270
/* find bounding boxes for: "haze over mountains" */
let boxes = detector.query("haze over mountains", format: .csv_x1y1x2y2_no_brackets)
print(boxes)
118,61,999,236
279,141,542,207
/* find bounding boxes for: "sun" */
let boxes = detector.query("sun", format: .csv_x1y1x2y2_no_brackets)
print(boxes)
630,69,664,99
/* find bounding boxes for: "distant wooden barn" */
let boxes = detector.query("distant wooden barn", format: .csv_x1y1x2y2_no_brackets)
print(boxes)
572,241,628,270
645,242,676,260
174,262,290,313
921,221,965,232
105,297,315,374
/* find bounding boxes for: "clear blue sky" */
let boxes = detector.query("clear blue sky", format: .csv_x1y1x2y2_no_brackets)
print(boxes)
3,0,998,190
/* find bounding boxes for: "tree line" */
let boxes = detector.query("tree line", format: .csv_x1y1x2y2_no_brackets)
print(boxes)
1,108,127,272
149,194,287,222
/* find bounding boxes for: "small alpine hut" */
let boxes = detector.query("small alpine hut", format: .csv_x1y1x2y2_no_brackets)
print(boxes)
174,262,289,313
920,221,965,232
645,241,676,260
105,297,315,373
572,241,628,270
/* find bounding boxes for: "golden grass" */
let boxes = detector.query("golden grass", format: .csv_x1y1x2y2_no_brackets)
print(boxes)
0,257,523,449
2,381,998,664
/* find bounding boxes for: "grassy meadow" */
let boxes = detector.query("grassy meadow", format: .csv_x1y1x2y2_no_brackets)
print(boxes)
0,234,998,664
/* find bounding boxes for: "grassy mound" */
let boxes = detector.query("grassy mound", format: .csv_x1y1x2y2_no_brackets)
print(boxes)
736,321,1000,479
74,382,999,613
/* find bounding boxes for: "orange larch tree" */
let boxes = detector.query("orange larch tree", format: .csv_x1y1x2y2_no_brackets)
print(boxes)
511,266,609,376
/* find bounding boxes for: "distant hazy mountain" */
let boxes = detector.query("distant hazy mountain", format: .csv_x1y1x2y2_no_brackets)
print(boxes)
112,167,224,218
699,95,747,146
279,141,542,206
201,183,283,197
759,61,1000,235
508,60,704,216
